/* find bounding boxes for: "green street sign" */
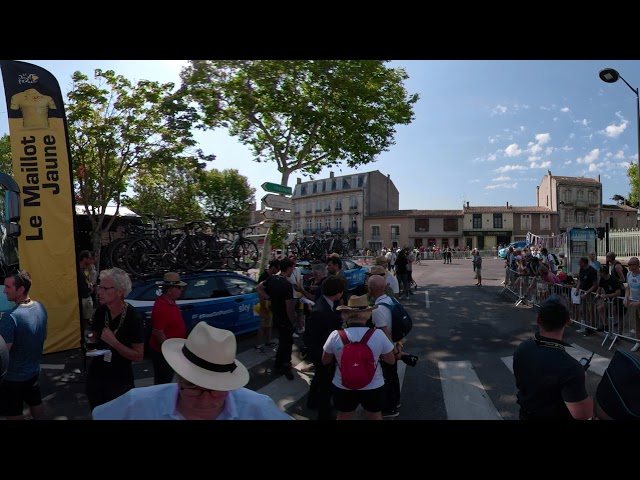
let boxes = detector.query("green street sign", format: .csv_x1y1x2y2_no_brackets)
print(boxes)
261,182,292,195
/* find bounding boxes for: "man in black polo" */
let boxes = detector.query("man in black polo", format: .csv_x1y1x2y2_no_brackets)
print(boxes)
513,294,593,420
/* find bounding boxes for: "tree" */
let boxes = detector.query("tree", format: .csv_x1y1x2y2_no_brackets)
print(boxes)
627,164,639,207
178,60,419,185
611,194,627,205
66,69,200,268
0,135,12,175
178,60,419,271
198,169,255,232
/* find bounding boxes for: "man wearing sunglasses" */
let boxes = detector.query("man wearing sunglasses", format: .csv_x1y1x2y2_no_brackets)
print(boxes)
92,322,292,420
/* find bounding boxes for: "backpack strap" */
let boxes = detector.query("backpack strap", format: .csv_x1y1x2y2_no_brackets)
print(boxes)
361,328,376,345
338,329,351,345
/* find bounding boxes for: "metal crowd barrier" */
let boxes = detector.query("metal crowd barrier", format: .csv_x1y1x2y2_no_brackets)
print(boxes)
500,266,638,350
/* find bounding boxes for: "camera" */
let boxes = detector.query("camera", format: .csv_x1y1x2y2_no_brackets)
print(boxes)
401,353,418,367
579,352,595,371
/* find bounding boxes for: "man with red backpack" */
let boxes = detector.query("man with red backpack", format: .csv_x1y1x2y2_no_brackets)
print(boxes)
321,294,395,420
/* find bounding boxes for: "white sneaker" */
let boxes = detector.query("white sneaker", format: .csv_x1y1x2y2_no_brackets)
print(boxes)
631,343,640,352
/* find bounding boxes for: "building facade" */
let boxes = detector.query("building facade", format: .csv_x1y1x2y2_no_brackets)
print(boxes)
537,171,603,232
290,170,399,251
601,203,638,230
364,209,464,253
462,203,558,249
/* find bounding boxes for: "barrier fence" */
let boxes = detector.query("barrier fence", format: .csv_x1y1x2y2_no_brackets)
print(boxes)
500,267,639,351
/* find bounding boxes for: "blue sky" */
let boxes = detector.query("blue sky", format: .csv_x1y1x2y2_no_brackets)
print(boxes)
1,60,639,210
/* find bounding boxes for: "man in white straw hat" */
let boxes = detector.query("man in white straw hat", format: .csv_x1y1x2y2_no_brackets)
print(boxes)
92,322,292,420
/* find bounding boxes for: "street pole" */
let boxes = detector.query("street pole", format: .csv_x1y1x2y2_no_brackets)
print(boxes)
600,68,640,226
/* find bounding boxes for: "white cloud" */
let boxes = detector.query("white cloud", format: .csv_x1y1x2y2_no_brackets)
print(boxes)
564,160,572,164
560,107,570,113
504,143,523,157
575,118,590,127
613,150,626,159
495,165,527,173
561,145,573,151
601,119,628,138
576,149,600,164
485,182,518,190
588,163,600,172
492,105,507,115
530,161,552,169
492,175,511,181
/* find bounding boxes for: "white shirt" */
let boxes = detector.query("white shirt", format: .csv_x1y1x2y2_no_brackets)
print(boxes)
288,267,303,299
323,326,394,390
385,274,400,294
372,294,394,332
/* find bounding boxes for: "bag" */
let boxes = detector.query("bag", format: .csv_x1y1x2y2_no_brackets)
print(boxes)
379,297,413,342
338,329,377,390
549,253,559,266
616,262,629,281
596,350,640,419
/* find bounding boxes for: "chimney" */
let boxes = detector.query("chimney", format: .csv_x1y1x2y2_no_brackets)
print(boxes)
506,201,509,208
330,171,334,178
466,201,469,208
297,178,301,184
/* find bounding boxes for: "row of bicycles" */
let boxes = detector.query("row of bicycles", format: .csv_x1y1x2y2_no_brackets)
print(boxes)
101,216,259,278
287,232,354,261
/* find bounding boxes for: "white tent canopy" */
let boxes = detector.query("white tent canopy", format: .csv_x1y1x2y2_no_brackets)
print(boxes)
75,205,139,217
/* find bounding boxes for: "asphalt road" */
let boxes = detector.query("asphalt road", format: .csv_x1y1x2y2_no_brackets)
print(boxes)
26,255,624,420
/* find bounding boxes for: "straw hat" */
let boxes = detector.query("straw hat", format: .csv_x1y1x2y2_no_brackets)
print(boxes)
336,294,378,312
366,265,387,276
162,322,249,391
155,272,187,287
374,255,388,266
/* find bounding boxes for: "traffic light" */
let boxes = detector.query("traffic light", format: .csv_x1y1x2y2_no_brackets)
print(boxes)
597,227,605,240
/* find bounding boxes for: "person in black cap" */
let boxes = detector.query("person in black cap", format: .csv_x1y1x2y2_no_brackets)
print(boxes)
513,294,593,420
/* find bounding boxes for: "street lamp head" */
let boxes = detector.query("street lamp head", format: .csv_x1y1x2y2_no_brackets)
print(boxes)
600,68,620,84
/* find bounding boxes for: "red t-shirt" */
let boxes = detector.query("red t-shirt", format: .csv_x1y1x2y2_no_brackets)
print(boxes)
149,295,186,352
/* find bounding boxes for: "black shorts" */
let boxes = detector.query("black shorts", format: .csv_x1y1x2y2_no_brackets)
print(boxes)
0,375,42,416
332,384,385,413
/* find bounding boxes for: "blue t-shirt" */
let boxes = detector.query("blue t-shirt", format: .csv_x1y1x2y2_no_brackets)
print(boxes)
0,301,47,381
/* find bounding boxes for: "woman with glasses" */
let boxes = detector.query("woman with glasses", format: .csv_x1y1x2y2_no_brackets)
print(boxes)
85,268,145,410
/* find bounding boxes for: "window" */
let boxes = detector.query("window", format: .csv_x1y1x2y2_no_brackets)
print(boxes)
324,199,331,211
577,189,584,201
294,203,300,214
335,198,342,211
331,179,337,191
540,214,550,230
588,190,596,204
325,218,331,229
315,201,322,212
295,220,301,232
372,225,380,236
352,175,359,189
306,219,312,230
587,212,594,224
493,214,503,229
565,209,574,223
300,185,307,196
316,219,323,230
576,212,584,224
521,214,531,230
473,214,482,229
350,196,358,210
343,177,350,189
335,218,342,230
312,183,318,194
305,202,312,213
444,218,458,231
325,180,331,192
219,276,257,296
564,189,571,203
415,218,429,232
358,175,365,187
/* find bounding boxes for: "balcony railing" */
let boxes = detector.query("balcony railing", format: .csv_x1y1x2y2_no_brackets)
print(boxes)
390,234,400,240
370,234,381,240
348,227,359,234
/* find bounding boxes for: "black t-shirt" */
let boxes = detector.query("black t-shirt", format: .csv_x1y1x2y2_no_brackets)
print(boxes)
578,265,598,292
513,334,588,420
264,274,293,321
257,271,270,284
599,275,622,297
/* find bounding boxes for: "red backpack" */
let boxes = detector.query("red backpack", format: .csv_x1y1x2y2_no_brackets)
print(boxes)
337,328,377,390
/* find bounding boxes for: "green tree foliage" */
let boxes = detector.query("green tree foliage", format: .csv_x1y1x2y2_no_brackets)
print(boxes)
627,164,639,207
178,60,419,272
0,135,12,175
124,157,205,223
198,169,255,231
66,69,199,265
611,194,627,205
178,60,419,185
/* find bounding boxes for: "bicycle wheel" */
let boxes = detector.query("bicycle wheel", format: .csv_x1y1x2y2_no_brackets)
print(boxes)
184,233,215,272
232,239,259,270
125,237,164,278
109,236,139,271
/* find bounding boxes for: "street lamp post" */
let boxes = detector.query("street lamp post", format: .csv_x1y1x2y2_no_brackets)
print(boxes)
599,67,640,224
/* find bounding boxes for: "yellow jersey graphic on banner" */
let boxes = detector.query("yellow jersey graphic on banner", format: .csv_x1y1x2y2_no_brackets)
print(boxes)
10,88,57,129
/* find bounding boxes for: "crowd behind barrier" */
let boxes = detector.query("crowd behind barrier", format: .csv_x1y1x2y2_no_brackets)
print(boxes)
501,266,637,350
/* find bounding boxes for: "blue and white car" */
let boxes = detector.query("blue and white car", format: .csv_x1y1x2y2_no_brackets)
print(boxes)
126,271,260,344
498,241,530,259
297,258,368,291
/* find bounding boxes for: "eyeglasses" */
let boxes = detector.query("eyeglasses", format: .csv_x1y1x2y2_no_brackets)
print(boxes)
179,383,216,397
97,285,116,291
